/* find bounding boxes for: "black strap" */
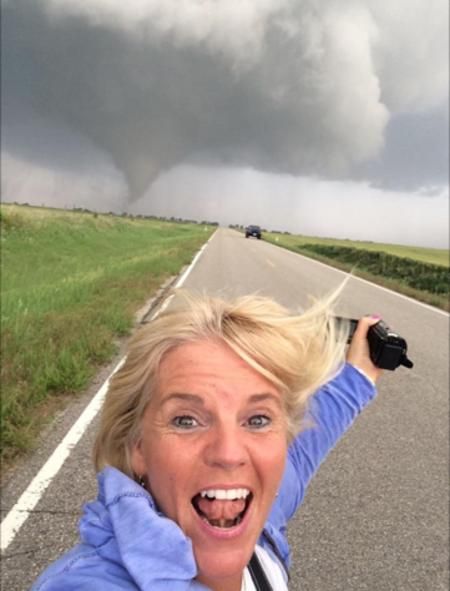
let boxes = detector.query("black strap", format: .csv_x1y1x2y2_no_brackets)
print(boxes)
261,529,290,582
248,552,273,591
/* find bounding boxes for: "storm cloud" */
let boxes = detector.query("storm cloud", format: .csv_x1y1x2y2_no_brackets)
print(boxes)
1,0,448,246
3,0,447,195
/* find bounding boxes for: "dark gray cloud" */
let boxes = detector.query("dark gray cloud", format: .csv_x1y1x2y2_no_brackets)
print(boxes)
1,0,448,208
356,106,449,192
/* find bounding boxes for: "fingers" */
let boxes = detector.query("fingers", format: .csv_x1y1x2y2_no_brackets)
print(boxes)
353,314,381,338
346,315,384,384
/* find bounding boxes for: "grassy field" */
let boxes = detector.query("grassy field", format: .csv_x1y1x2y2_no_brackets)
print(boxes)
264,233,449,266
1,204,214,463
264,232,449,310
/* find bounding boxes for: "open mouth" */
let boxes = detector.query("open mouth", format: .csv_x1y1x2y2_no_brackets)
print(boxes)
191,488,253,529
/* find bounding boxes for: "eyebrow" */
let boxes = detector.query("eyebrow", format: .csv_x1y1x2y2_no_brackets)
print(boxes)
160,392,282,408
160,393,206,407
248,393,283,408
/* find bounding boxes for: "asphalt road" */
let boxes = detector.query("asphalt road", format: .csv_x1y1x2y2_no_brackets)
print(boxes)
2,228,448,590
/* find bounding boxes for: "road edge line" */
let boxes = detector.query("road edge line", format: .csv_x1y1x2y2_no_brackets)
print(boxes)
271,242,449,317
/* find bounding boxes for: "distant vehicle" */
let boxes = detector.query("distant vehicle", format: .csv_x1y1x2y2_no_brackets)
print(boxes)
245,225,262,239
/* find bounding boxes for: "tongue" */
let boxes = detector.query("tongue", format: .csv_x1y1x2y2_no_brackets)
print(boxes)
197,498,246,521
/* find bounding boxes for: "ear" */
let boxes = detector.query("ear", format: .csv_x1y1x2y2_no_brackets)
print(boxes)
130,438,147,477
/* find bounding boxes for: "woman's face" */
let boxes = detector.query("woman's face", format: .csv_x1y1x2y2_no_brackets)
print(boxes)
131,339,288,590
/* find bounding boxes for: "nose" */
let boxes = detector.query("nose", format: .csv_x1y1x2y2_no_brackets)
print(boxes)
203,423,248,470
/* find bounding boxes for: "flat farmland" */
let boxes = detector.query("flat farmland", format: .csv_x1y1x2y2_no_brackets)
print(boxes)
264,232,448,265
0,204,214,463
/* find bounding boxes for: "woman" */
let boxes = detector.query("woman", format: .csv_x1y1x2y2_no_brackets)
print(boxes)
31,292,382,590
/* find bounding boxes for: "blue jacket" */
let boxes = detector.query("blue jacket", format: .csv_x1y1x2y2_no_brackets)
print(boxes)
31,364,376,590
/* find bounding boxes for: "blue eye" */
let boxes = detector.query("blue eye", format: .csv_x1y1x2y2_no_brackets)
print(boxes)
247,415,271,429
172,415,199,429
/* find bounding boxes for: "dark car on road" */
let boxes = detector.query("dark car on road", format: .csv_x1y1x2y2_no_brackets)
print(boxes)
245,225,262,239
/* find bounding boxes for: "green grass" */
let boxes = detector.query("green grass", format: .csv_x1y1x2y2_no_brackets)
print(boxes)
264,232,449,311
1,204,214,463
264,233,449,266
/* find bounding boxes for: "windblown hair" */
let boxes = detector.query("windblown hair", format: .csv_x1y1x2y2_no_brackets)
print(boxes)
93,289,349,479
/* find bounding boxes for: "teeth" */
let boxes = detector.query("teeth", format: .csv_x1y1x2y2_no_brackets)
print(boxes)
199,488,250,500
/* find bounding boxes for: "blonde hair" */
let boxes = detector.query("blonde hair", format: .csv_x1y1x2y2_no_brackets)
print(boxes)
93,289,349,478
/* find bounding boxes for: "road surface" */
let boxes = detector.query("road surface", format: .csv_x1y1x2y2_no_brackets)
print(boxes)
2,228,448,590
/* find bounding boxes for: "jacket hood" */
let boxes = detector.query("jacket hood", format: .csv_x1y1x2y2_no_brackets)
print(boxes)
80,466,207,590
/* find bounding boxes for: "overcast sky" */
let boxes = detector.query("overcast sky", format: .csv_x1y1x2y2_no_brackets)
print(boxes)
2,0,448,247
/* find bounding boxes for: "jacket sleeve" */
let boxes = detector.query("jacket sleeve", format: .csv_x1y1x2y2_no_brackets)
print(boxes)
275,363,377,521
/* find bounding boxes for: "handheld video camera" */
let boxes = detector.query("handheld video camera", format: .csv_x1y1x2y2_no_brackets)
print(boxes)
336,317,414,371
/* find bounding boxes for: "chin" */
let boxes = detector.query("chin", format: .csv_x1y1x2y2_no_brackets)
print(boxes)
195,545,251,584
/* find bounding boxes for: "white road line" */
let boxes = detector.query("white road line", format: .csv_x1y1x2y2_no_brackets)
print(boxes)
149,234,214,321
0,361,123,553
348,270,449,317
274,243,449,317
0,232,215,553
